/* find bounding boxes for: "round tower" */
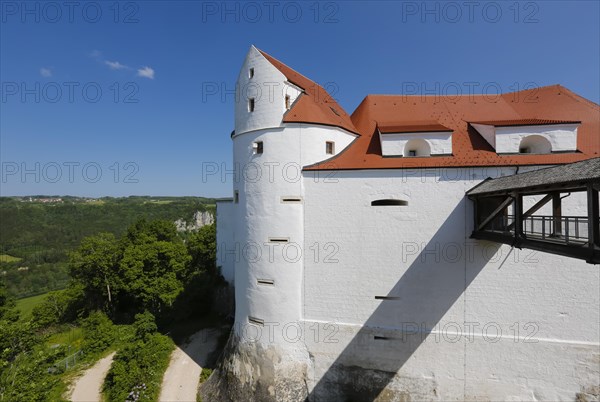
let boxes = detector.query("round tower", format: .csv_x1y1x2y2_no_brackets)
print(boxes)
214,46,357,400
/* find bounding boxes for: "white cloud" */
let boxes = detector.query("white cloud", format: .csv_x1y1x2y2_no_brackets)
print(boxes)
137,66,155,80
89,50,102,59
40,68,52,77
105,60,129,70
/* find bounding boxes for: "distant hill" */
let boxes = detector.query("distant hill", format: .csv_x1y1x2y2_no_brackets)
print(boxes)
0,196,216,298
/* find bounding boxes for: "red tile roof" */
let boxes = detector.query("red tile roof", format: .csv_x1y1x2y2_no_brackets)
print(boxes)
257,50,600,171
258,49,360,135
378,122,453,133
470,119,581,127
305,86,600,170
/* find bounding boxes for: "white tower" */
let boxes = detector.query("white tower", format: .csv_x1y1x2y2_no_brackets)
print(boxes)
225,46,357,399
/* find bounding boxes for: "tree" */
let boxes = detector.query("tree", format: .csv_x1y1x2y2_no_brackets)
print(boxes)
187,223,217,275
133,311,157,341
31,285,84,327
81,311,115,354
69,220,191,319
69,232,120,311
118,220,190,315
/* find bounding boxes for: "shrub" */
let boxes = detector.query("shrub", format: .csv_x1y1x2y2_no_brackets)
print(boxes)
133,311,157,341
104,333,174,402
199,367,212,383
81,311,115,354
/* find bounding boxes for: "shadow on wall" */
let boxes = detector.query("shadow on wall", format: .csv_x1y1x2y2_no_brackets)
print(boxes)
307,198,501,401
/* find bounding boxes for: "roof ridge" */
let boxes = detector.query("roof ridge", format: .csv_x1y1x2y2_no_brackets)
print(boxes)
554,85,600,110
256,47,360,135
256,48,323,93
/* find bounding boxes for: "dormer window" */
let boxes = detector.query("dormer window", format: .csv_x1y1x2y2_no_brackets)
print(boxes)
404,139,431,157
470,120,579,154
378,123,452,157
518,135,552,154
248,98,255,112
326,141,335,154
249,68,254,79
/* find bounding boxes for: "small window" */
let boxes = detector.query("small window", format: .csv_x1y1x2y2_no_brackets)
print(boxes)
285,94,291,110
374,296,401,300
248,316,264,326
248,98,255,112
408,150,417,157
281,196,302,203
254,141,263,154
519,147,530,154
371,199,408,206
234,190,239,204
249,68,254,78
326,141,335,155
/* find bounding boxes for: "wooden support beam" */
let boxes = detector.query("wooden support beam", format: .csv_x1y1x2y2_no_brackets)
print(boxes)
553,193,562,236
476,196,513,232
588,184,599,251
507,194,553,230
514,193,523,239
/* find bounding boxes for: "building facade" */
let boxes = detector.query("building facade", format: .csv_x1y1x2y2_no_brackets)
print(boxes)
206,46,600,402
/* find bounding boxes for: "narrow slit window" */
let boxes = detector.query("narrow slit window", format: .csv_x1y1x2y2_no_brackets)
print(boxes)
374,296,401,300
254,141,263,154
371,199,408,206
268,237,289,243
248,316,264,326
249,68,254,78
326,141,335,155
248,98,255,112
257,279,275,286
234,190,239,204
281,196,302,203
285,94,291,110
374,335,390,340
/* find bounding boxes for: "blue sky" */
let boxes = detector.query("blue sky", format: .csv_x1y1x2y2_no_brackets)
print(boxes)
1,1,598,197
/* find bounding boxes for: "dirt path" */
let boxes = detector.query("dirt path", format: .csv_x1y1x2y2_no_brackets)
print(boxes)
68,351,115,402
159,328,220,402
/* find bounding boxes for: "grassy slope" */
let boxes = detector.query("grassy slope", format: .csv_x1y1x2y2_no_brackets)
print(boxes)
15,292,48,319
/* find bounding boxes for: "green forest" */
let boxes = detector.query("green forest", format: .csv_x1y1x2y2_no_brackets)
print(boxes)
0,196,216,298
0,200,227,401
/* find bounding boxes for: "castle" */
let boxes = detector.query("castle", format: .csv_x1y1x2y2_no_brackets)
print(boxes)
206,46,600,401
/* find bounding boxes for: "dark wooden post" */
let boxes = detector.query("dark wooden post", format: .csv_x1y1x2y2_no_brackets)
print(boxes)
587,184,599,250
552,192,562,236
514,192,523,240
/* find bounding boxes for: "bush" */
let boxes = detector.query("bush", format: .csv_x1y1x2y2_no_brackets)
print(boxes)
31,285,84,328
200,367,212,383
104,333,174,402
81,311,115,354
133,311,157,341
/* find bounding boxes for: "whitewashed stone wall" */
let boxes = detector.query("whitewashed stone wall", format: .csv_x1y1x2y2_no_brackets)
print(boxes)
301,167,599,401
